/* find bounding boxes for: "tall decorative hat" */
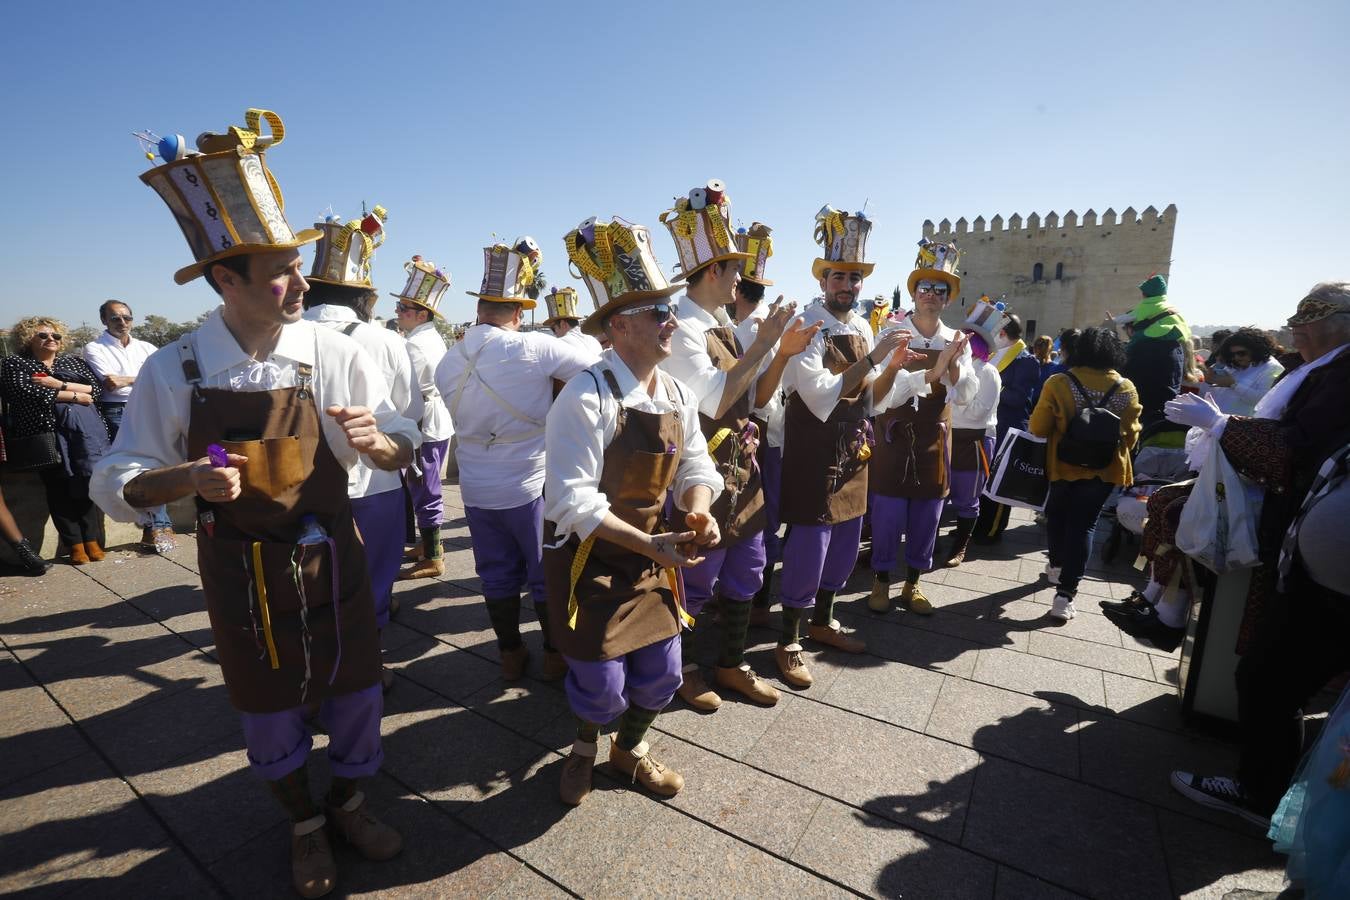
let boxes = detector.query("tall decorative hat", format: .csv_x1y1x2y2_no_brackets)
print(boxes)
962,294,1011,347
812,206,874,280
542,286,583,326
389,256,451,318
907,237,963,300
466,236,545,310
563,216,683,336
732,222,774,286
309,205,388,288
135,108,321,285
659,179,751,279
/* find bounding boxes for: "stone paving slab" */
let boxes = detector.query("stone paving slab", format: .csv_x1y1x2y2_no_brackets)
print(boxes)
0,482,1290,898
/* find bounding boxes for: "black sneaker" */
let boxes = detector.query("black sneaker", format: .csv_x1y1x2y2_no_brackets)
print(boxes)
1169,772,1269,827
1108,605,1185,652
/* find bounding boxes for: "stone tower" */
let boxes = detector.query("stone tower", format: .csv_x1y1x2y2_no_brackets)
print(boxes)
925,205,1177,341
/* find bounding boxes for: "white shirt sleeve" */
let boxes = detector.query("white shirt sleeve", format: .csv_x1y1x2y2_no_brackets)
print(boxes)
669,380,724,512
787,331,845,422
331,343,422,467
961,365,1001,423
945,346,978,406
665,321,727,418
82,341,113,382
538,332,601,380
875,367,932,413
544,371,611,541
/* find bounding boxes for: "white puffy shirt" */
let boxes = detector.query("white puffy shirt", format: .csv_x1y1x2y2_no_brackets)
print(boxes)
560,328,604,358
90,309,421,524
405,321,454,441
83,331,159,402
950,358,1002,434
781,302,879,423
734,304,785,448
874,313,978,413
544,351,723,544
664,295,731,418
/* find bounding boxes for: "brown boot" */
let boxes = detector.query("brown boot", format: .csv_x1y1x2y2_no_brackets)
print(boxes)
68,542,90,565
140,526,158,552
500,645,529,681
942,518,975,568
715,663,780,706
808,620,866,653
290,815,337,898
559,739,597,806
82,541,105,562
326,791,402,861
677,666,722,711
608,740,684,796
540,650,568,682
774,643,813,688
868,576,892,613
397,558,444,580
899,582,935,616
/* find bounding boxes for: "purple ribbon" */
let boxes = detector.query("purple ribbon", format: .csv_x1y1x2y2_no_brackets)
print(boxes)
325,536,342,685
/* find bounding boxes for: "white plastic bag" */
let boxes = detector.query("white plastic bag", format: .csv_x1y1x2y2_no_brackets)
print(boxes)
1176,436,1263,572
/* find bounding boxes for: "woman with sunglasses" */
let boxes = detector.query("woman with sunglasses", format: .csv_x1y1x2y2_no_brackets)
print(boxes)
1202,327,1283,416
1,316,111,564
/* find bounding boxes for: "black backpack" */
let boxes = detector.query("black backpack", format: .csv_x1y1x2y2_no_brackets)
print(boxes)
1056,372,1122,469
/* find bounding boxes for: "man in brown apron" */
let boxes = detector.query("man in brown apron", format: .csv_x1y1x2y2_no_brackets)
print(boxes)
91,109,420,899
660,186,813,710
547,216,723,806
774,207,913,688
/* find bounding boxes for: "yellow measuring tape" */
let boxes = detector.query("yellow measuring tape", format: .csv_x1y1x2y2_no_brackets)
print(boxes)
251,542,281,670
705,426,734,456
565,535,695,631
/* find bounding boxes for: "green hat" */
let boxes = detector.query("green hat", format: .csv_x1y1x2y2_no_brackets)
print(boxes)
1138,274,1168,298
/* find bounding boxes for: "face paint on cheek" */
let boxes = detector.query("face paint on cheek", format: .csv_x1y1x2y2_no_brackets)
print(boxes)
272,285,285,297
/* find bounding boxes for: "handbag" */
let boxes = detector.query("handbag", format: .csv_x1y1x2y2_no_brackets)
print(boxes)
982,427,1050,512
5,430,61,470
1175,436,1262,573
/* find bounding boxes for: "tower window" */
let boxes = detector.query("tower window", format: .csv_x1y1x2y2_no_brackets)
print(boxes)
1032,262,1044,281
1055,262,1064,280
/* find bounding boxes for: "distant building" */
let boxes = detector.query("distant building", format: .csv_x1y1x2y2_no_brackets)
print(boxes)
927,205,1177,340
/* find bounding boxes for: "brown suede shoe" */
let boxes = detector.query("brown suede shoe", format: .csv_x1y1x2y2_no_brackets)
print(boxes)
68,543,89,566
715,663,780,706
900,583,935,616
397,558,444,580
774,643,813,688
559,739,597,806
290,815,336,899
140,526,158,553
540,650,568,682
808,620,865,653
326,791,402,861
677,666,722,711
500,645,529,681
868,577,891,613
608,740,684,796
82,541,105,562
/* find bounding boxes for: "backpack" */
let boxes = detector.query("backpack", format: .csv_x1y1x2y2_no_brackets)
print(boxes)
1056,372,1122,469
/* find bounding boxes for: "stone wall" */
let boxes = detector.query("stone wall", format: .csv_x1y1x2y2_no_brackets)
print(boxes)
927,205,1177,341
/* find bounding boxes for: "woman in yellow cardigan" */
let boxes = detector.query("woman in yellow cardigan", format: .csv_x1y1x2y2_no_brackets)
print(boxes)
1028,327,1142,622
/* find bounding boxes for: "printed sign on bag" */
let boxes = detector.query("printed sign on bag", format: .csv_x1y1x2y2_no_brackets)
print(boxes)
983,427,1050,512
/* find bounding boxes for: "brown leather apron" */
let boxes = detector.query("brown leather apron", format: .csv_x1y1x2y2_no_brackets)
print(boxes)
182,342,380,713
872,349,951,500
543,368,685,662
779,332,871,525
698,325,765,547
951,428,987,472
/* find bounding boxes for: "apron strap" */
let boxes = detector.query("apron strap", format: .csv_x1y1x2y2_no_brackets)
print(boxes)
177,336,205,402
449,339,547,447
564,534,695,632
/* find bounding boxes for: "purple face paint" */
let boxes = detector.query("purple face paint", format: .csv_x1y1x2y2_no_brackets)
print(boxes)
271,284,285,297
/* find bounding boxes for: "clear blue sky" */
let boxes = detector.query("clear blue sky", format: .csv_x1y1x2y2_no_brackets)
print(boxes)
5,1,1346,331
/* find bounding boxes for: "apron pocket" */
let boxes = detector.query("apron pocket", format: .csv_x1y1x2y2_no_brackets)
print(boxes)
615,449,678,504
222,436,305,498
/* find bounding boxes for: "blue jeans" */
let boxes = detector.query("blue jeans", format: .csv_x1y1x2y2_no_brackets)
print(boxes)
99,402,171,530
1043,478,1114,597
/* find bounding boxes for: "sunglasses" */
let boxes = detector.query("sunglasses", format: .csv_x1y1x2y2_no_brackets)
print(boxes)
106,314,134,323
915,282,949,296
394,303,420,313
616,303,673,324
35,332,63,342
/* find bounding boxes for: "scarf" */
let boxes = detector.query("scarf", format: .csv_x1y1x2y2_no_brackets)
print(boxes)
991,339,1026,373
1252,343,1350,421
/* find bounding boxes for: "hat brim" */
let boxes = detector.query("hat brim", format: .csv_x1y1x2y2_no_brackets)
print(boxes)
581,283,684,336
740,275,774,287
306,275,374,293
466,292,538,311
174,229,323,285
812,259,875,280
541,314,581,326
387,294,445,319
906,269,962,301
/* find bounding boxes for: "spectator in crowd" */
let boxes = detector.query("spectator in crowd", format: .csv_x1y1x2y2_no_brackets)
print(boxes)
1118,274,1190,427
973,312,1042,543
1031,334,1054,371
1201,327,1284,415
1028,327,1141,623
0,440,50,574
1038,328,1078,385
0,317,110,564
82,299,175,552
1206,328,1234,358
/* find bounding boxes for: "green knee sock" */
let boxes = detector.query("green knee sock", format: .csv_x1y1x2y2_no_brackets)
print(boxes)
615,704,660,751
485,595,523,650
421,526,443,561
325,776,359,809
268,764,320,822
780,606,804,646
810,589,836,627
533,602,554,652
717,596,752,668
576,717,600,743
906,565,923,587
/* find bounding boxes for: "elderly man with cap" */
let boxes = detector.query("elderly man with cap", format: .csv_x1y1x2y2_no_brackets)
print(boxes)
435,237,598,681
93,109,420,898
302,204,423,690
546,215,722,806
772,207,914,688
658,184,814,711
543,285,604,357
392,257,456,580
867,239,974,614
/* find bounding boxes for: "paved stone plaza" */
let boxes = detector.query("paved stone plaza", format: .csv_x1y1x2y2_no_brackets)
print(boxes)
1,484,1287,898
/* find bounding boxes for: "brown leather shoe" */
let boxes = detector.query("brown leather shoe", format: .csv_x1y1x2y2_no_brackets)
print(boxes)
808,620,865,653
775,643,813,688
500,645,529,681
677,666,722,711
540,650,568,682
290,816,336,898
82,541,105,562
397,558,444,580
868,577,891,613
900,583,935,616
140,526,158,552
326,791,402,861
608,740,684,796
68,542,89,565
715,663,780,706
559,739,597,806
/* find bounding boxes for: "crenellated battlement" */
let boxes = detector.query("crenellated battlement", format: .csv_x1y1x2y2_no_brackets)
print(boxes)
923,203,1176,236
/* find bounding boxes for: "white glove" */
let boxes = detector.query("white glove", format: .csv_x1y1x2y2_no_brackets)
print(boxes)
1164,392,1226,431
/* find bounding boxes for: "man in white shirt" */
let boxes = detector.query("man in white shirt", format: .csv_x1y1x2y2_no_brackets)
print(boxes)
943,324,1001,567
390,257,456,579
84,299,173,551
547,215,721,807
543,286,604,357
437,240,597,681
93,107,420,899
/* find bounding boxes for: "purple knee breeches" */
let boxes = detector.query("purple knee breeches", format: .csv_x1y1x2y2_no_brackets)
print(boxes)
563,636,683,724
870,494,944,574
464,497,547,606
239,684,384,781
408,438,449,528
777,517,864,608
351,488,405,629
683,531,767,616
